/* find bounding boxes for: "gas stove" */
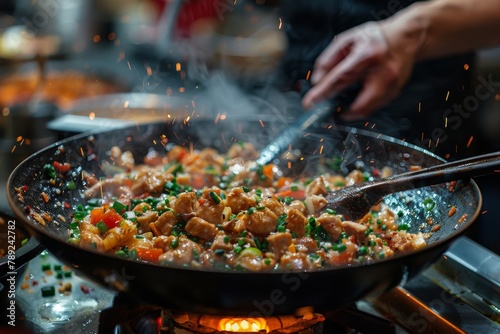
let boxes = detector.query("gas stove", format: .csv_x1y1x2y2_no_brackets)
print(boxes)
4,236,499,334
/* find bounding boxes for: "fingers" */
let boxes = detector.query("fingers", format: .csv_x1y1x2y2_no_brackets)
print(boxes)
303,49,376,109
310,35,353,85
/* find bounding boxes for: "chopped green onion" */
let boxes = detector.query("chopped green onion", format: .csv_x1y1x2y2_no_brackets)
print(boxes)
256,206,265,210
242,186,250,193
290,185,299,191
95,221,109,234
115,250,127,258
112,200,128,213
326,208,336,215
378,251,385,259
41,263,51,271
424,198,436,211
41,286,55,297
264,258,271,265
397,210,404,217
284,196,293,205
223,236,230,244
246,207,255,215
368,240,376,247
397,224,410,231
214,249,225,257
66,180,76,190
209,191,221,204
333,181,346,187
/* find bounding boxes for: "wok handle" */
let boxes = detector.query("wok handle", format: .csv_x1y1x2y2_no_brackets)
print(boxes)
366,151,500,200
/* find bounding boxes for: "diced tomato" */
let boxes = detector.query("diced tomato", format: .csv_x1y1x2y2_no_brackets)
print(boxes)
329,241,357,266
262,164,274,180
53,161,71,173
90,208,122,229
277,177,293,190
274,188,306,201
136,247,163,262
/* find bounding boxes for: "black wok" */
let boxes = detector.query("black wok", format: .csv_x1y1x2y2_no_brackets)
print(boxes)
6,117,481,315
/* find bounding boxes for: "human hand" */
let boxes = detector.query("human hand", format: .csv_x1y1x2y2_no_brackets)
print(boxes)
302,20,421,120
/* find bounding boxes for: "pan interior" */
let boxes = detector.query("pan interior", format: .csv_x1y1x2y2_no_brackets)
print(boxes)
7,118,480,268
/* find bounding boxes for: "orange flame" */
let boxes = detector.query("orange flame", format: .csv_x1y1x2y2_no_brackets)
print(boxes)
218,317,268,332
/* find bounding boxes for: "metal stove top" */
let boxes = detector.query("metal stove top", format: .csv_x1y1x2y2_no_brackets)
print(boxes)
2,236,498,334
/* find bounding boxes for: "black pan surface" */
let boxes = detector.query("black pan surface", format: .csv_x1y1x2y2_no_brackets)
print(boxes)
6,117,481,315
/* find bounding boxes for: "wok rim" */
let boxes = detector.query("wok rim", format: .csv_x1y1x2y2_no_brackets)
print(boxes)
6,121,483,277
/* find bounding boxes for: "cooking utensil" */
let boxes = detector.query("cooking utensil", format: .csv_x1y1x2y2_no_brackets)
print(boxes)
7,120,481,315
257,84,360,166
326,151,500,220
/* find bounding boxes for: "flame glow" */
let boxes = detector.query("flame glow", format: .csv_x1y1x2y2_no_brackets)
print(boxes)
218,318,268,332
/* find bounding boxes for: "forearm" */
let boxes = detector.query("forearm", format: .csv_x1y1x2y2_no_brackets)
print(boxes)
384,0,500,61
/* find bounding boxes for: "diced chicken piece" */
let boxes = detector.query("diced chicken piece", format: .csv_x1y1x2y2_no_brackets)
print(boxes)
305,176,329,196
79,231,103,250
381,166,393,178
171,192,197,218
378,208,398,230
135,210,158,233
124,236,154,250
286,200,307,216
199,147,225,166
84,179,133,201
285,209,307,237
390,232,427,252
304,195,328,215
294,237,318,254
341,221,368,242
153,235,176,252
279,252,313,270
158,236,202,265
129,165,169,195
185,217,217,240
267,232,292,260
317,214,343,241
242,207,278,236
327,175,347,189
226,187,257,213
211,232,233,252
228,142,259,160
195,189,225,225
154,211,178,235
259,197,285,217
80,222,100,235
346,169,364,185
222,219,246,234
167,145,188,162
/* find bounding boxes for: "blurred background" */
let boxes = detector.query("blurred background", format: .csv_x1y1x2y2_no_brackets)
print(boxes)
0,0,499,254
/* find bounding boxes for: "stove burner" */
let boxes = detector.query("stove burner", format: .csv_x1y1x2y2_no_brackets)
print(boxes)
98,295,398,334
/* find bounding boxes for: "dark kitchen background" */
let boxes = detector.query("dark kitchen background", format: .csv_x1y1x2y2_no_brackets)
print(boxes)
0,0,499,333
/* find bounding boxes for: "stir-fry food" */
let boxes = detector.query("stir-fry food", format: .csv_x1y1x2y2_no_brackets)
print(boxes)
60,143,429,272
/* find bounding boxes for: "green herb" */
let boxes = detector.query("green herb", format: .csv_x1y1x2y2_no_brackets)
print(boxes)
247,207,255,215
290,185,299,191
424,198,436,211
214,249,225,257
242,186,250,193
326,208,336,215
43,164,56,179
41,263,51,271
209,191,221,204
397,210,404,217
95,221,109,234
284,196,293,205
397,223,410,231
223,236,230,244
171,238,179,249
41,286,55,297
66,180,76,190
